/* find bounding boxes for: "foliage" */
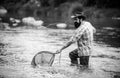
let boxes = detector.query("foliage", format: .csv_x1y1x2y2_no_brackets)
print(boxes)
0,0,120,26
0,0,120,9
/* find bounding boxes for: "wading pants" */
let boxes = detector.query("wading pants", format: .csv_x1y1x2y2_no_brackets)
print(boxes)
69,49,89,66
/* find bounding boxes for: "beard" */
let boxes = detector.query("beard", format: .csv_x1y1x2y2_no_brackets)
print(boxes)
74,22,81,28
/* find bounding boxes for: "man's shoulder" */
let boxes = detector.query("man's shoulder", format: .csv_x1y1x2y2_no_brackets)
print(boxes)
84,21,95,28
84,21,91,25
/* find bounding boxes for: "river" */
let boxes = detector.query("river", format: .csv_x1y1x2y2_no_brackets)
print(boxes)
0,26,120,78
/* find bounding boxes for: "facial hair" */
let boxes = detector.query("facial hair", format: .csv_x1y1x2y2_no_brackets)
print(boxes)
74,22,81,28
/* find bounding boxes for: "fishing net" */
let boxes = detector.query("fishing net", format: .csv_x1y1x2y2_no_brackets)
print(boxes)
31,51,57,67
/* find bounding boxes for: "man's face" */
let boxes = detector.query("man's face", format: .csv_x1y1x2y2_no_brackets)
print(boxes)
73,17,81,28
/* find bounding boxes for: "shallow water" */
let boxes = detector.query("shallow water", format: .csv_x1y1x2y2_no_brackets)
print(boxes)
95,27,120,47
0,27,120,78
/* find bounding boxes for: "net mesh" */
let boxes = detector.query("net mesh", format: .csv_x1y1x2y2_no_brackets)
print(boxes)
31,51,55,67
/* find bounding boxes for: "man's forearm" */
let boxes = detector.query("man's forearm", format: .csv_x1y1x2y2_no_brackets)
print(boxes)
61,41,73,50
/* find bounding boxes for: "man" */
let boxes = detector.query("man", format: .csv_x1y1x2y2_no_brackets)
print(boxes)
56,12,96,68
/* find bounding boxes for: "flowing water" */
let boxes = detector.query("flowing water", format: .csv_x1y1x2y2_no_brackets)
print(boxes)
0,25,120,78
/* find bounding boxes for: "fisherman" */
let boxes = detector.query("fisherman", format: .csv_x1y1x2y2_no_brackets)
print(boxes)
56,12,96,68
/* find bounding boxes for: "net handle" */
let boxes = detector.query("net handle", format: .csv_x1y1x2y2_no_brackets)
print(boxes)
54,50,62,65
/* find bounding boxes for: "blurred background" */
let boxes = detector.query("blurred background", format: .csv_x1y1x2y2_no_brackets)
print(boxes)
0,0,120,26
